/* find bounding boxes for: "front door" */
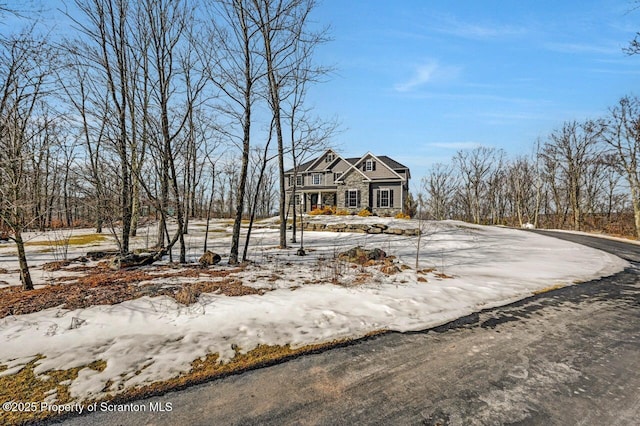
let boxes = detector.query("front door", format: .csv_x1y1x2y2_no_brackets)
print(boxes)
310,193,319,210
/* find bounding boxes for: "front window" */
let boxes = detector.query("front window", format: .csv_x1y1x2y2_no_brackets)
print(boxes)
296,175,303,186
346,189,358,208
326,153,334,163
380,189,390,208
312,174,322,185
333,172,342,182
365,160,373,171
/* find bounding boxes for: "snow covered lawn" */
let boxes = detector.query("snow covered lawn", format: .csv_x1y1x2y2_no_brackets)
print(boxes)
0,218,629,420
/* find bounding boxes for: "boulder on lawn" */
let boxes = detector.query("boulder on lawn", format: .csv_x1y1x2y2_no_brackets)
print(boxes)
338,246,387,264
199,250,221,266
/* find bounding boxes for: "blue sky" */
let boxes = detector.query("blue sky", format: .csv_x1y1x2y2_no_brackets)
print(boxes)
4,0,640,184
307,0,640,181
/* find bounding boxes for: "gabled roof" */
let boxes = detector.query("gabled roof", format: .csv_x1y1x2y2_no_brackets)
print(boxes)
285,149,343,174
378,155,409,171
285,157,317,174
334,155,372,183
349,152,407,182
304,149,341,172
286,151,410,181
378,155,411,179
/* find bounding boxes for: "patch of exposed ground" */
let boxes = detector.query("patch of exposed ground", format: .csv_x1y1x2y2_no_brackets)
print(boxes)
1,336,388,425
0,357,107,425
0,264,262,319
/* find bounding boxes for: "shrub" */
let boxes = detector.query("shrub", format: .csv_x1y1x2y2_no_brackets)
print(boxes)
309,206,335,215
335,209,350,216
357,208,372,217
395,212,411,219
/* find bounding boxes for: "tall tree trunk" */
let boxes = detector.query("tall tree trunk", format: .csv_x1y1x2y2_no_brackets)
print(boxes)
229,115,251,264
15,231,33,290
631,183,640,238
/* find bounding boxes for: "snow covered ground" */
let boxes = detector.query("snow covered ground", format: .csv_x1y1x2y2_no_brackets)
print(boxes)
0,218,629,403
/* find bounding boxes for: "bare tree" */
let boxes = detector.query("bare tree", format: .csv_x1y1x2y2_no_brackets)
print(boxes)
454,146,503,224
424,163,456,220
69,0,137,255
506,156,538,227
141,0,208,263
249,0,328,249
0,31,54,290
603,95,640,237
541,120,602,231
201,0,263,265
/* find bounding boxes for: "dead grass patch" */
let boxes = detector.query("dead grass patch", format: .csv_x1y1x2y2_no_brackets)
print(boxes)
0,265,253,318
172,279,265,304
1,330,389,425
380,263,401,275
353,272,372,285
113,333,386,409
433,272,454,279
532,283,566,295
25,234,108,247
42,260,72,272
0,356,106,425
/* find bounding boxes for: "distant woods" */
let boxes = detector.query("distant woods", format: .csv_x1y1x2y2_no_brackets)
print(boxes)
0,0,335,289
420,95,640,239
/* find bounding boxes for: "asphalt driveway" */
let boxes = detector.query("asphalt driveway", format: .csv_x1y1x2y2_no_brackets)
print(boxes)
55,231,640,426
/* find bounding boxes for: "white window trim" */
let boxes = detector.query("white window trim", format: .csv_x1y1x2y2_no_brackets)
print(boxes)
296,175,303,186
379,189,390,208
347,189,358,208
365,159,373,171
312,173,322,185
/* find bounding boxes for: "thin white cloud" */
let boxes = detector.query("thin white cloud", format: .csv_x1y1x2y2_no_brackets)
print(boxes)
588,68,640,75
430,15,527,40
543,41,622,55
428,142,482,150
477,112,547,121
394,61,461,93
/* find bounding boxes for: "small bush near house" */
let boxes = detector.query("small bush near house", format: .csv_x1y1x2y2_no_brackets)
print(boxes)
335,209,350,216
309,206,335,215
357,208,372,217
395,212,411,219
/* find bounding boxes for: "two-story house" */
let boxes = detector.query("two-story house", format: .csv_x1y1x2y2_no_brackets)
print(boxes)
285,149,411,216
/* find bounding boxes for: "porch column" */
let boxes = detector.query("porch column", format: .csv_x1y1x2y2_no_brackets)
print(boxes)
318,191,322,208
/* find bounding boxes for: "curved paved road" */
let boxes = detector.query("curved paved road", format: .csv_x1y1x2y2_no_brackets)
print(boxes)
55,231,640,426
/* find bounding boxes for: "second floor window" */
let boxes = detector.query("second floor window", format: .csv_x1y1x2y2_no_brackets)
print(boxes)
312,174,322,185
289,175,304,186
364,159,376,171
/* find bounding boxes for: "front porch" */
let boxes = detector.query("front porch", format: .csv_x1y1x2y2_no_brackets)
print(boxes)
301,191,337,212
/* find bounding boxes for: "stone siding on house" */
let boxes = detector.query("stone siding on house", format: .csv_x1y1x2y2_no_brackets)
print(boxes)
336,172,370,213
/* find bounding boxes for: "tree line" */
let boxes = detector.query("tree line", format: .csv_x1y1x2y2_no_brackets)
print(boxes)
421,95,640,239
0,0,335,290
